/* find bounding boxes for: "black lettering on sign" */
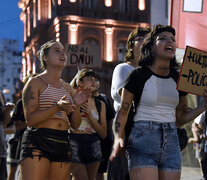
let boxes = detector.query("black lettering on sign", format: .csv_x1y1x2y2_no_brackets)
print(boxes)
187,51,207,69
182,69,207,87
79,54,84,64
79,47,89,54
69,54,94,65
85,47,88,53
85,55,93,65
70,54,78,64
67,45,79,53
80,47,84,53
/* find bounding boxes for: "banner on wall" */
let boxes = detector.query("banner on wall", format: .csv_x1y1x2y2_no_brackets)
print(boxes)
177,46,207,96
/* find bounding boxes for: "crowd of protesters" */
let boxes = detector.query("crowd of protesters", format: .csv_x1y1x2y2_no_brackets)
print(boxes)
1,24,207,180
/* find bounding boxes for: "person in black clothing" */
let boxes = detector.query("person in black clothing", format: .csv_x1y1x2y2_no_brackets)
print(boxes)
7,74,36,180
7,99,26,180
110,27,150,180
0,92,14,180
93,75,115,180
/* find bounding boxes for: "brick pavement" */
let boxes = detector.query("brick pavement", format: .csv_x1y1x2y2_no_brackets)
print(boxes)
181,166,202,180
103,166,202,180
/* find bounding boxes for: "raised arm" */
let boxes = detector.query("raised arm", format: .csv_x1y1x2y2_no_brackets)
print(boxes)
2,103,14,128
64,82,91,130
64,84,81,130
176,89,207,127
84,101,107,139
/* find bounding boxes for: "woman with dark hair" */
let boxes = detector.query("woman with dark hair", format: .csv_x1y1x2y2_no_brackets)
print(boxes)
20,40,90,180
0,92,14,180
7,74,36,180
70,69,107,180
110,27,150,180
110,24,207,180
111,27,150,113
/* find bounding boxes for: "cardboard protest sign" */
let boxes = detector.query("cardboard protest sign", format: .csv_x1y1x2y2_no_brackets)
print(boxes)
65,44,101,68
177,46,207,96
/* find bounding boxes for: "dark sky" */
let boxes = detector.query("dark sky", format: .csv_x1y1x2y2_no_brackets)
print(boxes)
0,0,24,51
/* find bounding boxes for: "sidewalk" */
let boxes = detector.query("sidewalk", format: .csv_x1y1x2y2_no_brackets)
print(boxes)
103,166,202,180
10,165,203,180
181,166,202,180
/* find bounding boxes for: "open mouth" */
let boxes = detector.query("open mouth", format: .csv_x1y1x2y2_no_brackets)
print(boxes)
59,58,65,62
165,46,174,52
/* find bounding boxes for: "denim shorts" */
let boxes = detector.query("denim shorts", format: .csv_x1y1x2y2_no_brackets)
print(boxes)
126,121,181,172
69,133,103,164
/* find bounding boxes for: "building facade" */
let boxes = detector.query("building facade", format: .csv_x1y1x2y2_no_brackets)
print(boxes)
18,0,172,98
18,0,152,94
0,39,22,102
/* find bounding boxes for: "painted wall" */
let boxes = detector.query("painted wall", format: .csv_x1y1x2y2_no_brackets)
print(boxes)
171,0,207,51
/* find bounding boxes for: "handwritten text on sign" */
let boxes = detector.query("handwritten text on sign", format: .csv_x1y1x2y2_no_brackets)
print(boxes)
65,44,101,67
177,46,207,96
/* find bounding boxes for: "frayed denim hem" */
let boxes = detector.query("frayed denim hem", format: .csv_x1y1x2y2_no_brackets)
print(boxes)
129,164,157,171
129,165,181,173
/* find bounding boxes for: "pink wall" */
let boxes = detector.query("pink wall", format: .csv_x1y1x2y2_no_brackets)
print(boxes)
171,0,207,51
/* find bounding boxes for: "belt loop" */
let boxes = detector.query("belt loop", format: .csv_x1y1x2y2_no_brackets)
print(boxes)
161,123,164,130
149,121,153,130
169,122,174,130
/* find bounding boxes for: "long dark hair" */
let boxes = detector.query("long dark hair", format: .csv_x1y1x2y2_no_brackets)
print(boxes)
70,69,99,88
124,27,150,63
139,24,180,71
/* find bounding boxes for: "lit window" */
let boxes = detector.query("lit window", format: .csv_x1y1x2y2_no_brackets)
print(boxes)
118,41,127,62
119,0,129,12
82,38,99,45
138,0,145,10
105,0,112,7
85,0,95,8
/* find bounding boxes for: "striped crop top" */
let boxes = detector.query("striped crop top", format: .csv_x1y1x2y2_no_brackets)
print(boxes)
38,77,73,122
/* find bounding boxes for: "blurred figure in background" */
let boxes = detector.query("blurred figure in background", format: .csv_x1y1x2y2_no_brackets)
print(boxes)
0,91,15,180
189,112,207,180
92,74,115,180
109,27,150,180
70,69,107,180
7,74,36,180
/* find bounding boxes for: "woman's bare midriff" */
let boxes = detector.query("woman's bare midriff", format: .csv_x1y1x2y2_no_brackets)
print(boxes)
34,118,70,130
